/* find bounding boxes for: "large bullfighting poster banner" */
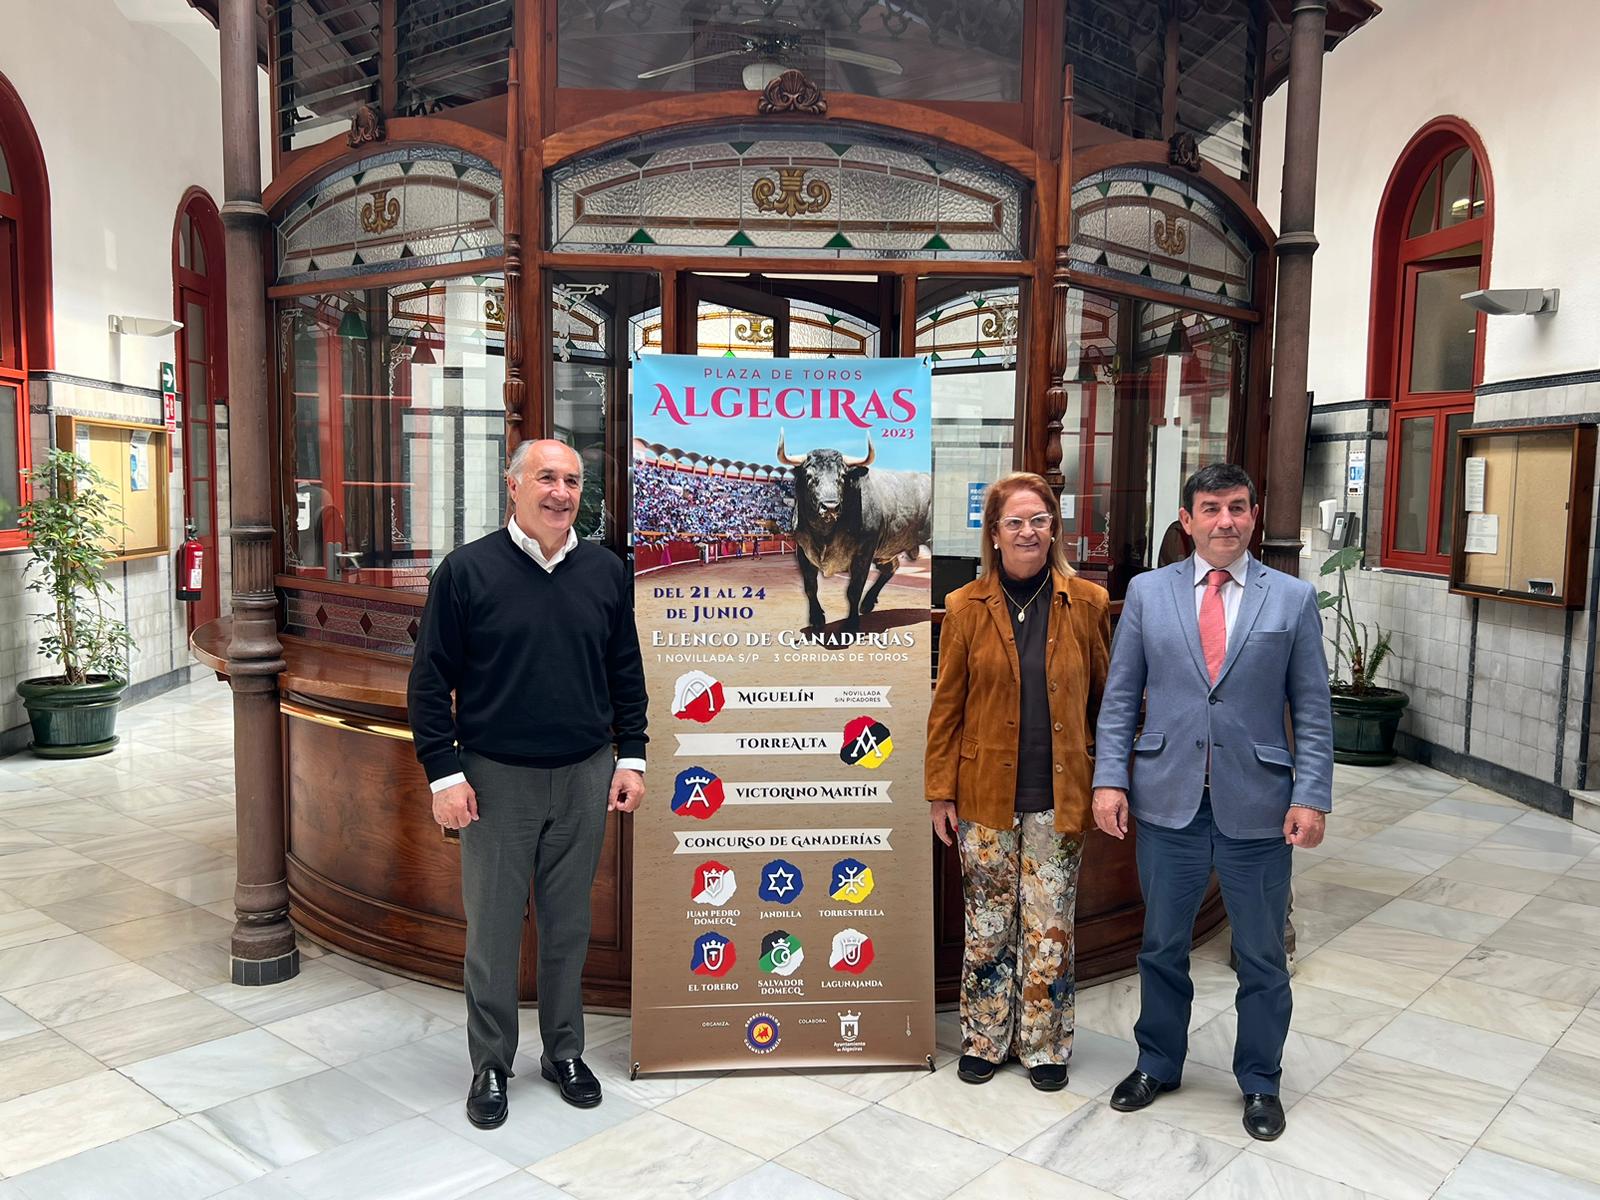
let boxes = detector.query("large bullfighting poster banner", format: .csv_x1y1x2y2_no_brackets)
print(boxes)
629,353,936,1073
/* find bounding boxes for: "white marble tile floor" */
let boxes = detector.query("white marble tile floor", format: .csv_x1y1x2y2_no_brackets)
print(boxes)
1,679,1599,1198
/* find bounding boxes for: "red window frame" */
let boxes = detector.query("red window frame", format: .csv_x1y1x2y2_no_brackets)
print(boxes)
1373,122,1492,574
173,188,228,626
0,70,49,552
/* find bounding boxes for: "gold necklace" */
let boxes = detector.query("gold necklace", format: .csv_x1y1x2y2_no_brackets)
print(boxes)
1002,573,1051,622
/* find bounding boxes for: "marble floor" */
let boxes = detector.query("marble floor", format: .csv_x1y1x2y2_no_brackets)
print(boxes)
0,677,1598,1199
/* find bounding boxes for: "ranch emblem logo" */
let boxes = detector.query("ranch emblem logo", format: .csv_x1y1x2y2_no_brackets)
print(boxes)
672,670,725,724
690,932,736,976
828,928,875,974
839,716,893,769
691,861,737,907
829,858,876,904
672,766,725,819
759,930,804,976
757,859,804,904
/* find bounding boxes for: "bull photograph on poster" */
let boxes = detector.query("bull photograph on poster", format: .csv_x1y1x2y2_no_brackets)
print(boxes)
630,353,936,1073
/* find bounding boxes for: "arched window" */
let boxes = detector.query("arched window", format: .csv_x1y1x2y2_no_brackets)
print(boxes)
174,189,227,625
0,71,50,551
1372,120,1492,573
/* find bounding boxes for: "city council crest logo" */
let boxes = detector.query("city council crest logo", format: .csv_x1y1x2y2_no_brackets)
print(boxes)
829,857,875,904
691,861,737,907
828,928,875,974
839,716,893,769
744,1012,781,1054
672,670,726,724
672,766,725,819
759,930,804,976
690,932,736,976
757,858,804,904
838,1011,861,1042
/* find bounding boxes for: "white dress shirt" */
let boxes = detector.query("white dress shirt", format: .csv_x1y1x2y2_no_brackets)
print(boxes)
428,521,645,794
1192,552,1250,648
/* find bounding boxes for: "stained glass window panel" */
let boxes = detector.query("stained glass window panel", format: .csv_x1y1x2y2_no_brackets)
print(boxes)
276,147,503,285
548,123,1024,259
1070,167,1253,305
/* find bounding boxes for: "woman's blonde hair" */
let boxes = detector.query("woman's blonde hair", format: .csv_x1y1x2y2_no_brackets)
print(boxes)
979,472,1075,580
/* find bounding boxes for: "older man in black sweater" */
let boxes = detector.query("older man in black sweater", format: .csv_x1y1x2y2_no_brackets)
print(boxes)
407,439,647,1128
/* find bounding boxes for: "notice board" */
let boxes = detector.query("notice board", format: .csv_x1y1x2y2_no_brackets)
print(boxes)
1450,422,1595,609
629,354,936,1073
55,415,170,560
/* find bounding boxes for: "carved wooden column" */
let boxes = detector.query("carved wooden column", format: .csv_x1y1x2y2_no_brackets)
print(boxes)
502,54,525,461
1261,0,1329,579
1043,71,1075,490
220,0,297,985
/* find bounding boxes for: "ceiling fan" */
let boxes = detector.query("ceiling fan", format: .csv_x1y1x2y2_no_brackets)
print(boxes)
637,27,904,89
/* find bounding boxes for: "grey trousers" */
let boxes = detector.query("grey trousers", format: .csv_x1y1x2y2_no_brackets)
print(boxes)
458,746,612,1074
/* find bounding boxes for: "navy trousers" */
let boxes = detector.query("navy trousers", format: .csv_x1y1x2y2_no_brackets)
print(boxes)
1132,794,1293,1095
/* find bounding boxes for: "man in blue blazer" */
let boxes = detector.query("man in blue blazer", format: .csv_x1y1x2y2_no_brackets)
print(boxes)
1092,463,1333,1141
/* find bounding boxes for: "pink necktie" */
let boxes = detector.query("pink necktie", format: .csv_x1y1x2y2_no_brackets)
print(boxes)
1200,568,1229,683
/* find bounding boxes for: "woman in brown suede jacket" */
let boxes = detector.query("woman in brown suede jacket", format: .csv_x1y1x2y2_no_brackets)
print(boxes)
927,472,1110,1092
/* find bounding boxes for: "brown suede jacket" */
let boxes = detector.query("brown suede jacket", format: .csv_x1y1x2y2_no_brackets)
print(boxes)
926,569,1111,835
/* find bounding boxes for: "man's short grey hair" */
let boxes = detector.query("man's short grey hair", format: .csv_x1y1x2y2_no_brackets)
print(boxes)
507,438,582,484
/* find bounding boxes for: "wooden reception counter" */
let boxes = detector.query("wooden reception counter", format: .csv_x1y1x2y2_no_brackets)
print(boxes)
193,617,1225,1007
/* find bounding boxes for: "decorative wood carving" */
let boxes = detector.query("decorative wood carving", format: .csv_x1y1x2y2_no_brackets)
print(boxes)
1168,130,1202,173
348,103,386,148
757,69,827,116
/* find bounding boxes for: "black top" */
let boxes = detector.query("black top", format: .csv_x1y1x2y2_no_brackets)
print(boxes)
407,529,648,783
1001,564,1053,813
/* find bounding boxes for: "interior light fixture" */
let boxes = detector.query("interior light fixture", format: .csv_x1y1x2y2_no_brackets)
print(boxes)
337,309,369,339
1460,288,1559,316
108,315,184,337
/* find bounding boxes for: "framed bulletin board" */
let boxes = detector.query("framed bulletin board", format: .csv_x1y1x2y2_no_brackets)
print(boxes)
53,415,171,561
1449,422,1596,609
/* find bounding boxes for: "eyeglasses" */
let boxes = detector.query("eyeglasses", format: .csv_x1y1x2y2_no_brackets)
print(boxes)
998,514,1053,533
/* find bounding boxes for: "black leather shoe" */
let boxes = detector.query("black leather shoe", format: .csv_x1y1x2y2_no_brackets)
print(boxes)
1029,1063,1068,1092
956,1054,998,1084
1242,1093,1286,1141
541,1054,602,1108
465,1067,509,1129
1109,1068,1179,1111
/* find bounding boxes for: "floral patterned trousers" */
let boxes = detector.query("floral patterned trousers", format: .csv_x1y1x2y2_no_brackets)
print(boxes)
956,812,1083,1068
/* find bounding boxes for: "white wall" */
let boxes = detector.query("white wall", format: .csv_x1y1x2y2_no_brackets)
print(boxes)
0,0,270,748
1,0,270,387
1261,0,1600,806
1258,0,1600,396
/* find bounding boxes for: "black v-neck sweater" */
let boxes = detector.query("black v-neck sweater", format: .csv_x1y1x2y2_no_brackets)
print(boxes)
407,529,649,783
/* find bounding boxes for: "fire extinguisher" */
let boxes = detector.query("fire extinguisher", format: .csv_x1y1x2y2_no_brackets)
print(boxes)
176,522,204,603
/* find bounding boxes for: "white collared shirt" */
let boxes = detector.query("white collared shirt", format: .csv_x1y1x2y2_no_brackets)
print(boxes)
507,519,578,572
428,520,645,794
1192,552,1250,646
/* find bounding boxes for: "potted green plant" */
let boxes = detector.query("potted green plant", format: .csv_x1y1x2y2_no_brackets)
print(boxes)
1317,544,1409,765
15,448,134,757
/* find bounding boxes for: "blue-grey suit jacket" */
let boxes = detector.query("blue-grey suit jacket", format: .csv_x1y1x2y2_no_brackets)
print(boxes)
1092,554,1334,840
